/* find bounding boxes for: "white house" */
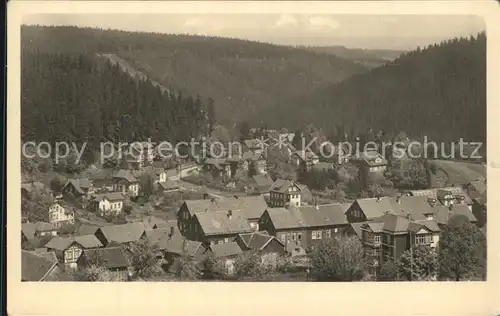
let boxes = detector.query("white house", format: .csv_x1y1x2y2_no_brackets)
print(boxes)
269,179,302,208
48,202,75,227
93,192,125,216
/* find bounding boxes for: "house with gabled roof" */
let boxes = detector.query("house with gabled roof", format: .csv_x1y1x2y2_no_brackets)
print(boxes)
291,150,319,170
235,231,285,267
88,168,115,192
350,150,387,187
62,178,94,198
359,212,441,276
345,195,430,223
48,201,75,227
408,187,472,208
77,246,131,281
190,209,253,246
202,158,231,179
259,203,351,250
247,174,274,196
432,204,478,228
112,169,139,197
269,179,302,207
92,192,125,216
94,222,147,246
44,234,103,269
22,222,58,244
177,195,268,236
22,250,71,282
209,242,244,275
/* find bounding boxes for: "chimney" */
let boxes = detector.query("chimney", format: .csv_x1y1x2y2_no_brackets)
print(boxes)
228,210,233,219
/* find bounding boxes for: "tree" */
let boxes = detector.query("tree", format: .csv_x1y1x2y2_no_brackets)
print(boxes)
238,120,251,141
50,175,66,193
247,161,258,178
309,235,367,281
126,239,162,279
139,173,155,197
233,250,269,280
396,244,438,281
378,260,398,281
438,215,487,281
207,97,216,136
76,264,112,282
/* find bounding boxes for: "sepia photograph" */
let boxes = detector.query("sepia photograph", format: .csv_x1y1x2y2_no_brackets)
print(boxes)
16,10,489,284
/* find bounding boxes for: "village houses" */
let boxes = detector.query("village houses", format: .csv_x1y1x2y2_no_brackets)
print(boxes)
92,192,125,216
48,201,75,227
94,222,147,246
22,250,71,282
44,234,103,269
62,178,94,199
259,203,351,251
112,169,139,197
77,246,131,281
269,179,302,208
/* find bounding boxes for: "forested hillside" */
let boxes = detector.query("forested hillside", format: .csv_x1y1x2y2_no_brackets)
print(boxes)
297,45,405,69
22,51,211,163
22,25,368,126
274,33,486,144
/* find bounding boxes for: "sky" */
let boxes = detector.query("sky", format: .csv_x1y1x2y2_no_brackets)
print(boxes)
23,14,485,50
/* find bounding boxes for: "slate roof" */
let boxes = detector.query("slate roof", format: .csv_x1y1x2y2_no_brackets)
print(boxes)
146,228,203,256
159,180,180,190
45,235,103,251
183,195,268,220
270,179,300,193
75,224,99,236
94,192,125,202
194,210,253,236
210,242,243,258
97,223,146,244
22,222,57,239
22,250,58,281
266,203,350,230
355,197,394,220
366,213,441,234
65,178,92,194
112,169,138,183
409,187,472,204
354,196,430,221
81,246,130,269
237,232,283,250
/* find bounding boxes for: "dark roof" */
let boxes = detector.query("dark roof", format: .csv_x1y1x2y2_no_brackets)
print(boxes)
183,195,268,220
270,179,300,193
194,210,253,236
210,242,243,258
367,213,441,234
112,169,138,183
97,223,146,244
81,246,130,269
349,222,364,238
466,180,486,199
237,232,283,250
22,250,58,281
433,204,477,225
45,235,103,250
22,222,57,239
146,229,203,256
75,224,99,236
88,168,114,181
94,192,125,202
265,203,350,230
159,180,180,190
409,187,472,204
65,178,92,194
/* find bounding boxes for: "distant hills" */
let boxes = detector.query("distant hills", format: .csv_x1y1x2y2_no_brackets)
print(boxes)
297,45,406,68
22,25,368,126
272,33,486,144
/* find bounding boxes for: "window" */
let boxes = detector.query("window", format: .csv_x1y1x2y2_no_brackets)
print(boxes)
280,234,286,243
297,233,302,241
218,240,224,245
415,235,427,245
373,248,380,258
224,238,229,243
291,233,296,241
312,230,322,240
333,228,339,233
373,235,381,244
325,230,332,238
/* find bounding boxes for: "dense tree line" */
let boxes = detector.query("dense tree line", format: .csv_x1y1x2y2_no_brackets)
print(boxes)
22,51,211,163
21,25,367,126
273,33,487,147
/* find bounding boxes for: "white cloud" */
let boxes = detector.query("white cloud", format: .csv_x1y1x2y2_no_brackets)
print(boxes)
306,16,340,31
275,14,299,28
